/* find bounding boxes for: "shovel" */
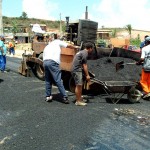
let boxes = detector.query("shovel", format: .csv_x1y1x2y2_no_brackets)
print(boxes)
116,61,136,72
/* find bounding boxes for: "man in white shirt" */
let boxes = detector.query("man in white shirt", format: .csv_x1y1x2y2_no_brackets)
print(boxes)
43,34,79,104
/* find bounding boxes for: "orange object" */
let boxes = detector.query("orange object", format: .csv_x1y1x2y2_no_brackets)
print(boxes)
140,69,150,93
110,38,130,48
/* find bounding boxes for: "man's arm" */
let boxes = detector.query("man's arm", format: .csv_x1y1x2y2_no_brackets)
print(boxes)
82,63,90,81
136,58,144,65
66,44,79,50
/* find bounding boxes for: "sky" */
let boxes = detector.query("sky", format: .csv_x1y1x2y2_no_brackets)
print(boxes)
2,0,150,31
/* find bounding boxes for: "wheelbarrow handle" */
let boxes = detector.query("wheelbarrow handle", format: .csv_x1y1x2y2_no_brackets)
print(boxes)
90,78,111,94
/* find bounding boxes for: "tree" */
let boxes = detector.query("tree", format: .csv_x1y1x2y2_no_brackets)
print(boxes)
11,20,19,36
111,28,117,38
125,24,132,38
20,12,28,19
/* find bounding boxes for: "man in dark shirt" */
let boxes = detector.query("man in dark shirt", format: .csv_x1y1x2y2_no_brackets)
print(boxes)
71,42,93,106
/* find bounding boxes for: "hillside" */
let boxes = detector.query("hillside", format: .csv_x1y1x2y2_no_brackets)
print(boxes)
3,16,65,31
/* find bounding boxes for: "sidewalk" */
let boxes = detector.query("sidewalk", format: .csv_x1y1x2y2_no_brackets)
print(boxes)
8,43,33,58
7,49,33,59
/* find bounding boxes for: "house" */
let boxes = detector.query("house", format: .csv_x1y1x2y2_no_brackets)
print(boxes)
3,24,47,43
97,28,150,41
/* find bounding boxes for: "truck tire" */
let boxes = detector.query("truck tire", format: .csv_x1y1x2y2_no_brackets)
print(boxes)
36,53,45,81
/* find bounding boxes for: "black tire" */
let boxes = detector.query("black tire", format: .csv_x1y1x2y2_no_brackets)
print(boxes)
127,88,142,103
36,53,45,81
69,76,75,93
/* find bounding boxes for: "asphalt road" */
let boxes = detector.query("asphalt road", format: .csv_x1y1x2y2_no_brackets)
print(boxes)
0,56,150,150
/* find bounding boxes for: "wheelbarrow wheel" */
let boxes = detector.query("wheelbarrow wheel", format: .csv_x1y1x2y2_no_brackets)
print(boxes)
69,76,75,93
127,88,142,103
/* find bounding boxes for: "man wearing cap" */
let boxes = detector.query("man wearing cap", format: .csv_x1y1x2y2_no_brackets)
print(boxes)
137,36,150,99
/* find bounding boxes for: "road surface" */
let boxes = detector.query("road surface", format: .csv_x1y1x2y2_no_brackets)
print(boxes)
0,55,149,150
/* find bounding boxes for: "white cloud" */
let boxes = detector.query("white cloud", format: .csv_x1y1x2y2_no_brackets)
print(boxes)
22,0,58,20
22,0,150,30
92,0,150,30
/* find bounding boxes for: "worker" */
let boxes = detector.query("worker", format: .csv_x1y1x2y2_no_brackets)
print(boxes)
43,34,79,104
136,36,150,99
71,42,94,106
8,38,15,56
0,36,7,72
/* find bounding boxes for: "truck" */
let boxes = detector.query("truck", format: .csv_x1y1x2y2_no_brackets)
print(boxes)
18,18,99,84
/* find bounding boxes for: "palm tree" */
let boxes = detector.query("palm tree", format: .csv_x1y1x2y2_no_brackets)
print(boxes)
125,24,132,38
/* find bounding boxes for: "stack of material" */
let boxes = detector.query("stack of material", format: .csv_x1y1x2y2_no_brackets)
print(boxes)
87,57,142,82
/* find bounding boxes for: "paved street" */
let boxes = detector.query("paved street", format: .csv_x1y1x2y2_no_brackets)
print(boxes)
0,63,150,150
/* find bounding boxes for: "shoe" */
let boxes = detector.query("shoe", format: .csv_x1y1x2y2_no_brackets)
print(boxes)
45,96,53,102
143,93,150,99
82,99,88,103
81,96,88,103
62,97,70,104
1,70,7,73
75,101,87,106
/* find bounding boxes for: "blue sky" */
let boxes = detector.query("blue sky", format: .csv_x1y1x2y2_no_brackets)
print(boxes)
2,0,150,31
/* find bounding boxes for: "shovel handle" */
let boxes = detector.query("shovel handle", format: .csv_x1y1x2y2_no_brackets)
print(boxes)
125,62,136,65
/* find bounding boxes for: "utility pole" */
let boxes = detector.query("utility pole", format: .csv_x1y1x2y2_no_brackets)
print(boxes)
0,0,3,35
59,13,62,35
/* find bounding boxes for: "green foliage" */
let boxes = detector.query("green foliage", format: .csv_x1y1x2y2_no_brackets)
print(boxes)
2,16,64,30
11,20,20,35
111,28,117,38
97,38,106,47
20,12,28,19
130,38,141,48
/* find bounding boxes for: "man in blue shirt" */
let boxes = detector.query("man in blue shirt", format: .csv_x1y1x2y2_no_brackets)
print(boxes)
0,36,7,72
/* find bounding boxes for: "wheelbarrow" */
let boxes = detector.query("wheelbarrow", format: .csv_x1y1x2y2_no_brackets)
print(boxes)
95,80,142,104
68,73,142,104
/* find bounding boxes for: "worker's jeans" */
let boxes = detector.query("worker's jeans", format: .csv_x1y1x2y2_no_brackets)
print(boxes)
0,55,5,71
43,59,67,98
9,47,15,55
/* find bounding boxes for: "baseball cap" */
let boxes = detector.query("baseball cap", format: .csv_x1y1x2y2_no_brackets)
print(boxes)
0,35,4,38
145,36,150,41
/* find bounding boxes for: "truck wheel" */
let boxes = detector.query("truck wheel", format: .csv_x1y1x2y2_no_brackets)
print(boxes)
36,53,45,81
69,76,75,93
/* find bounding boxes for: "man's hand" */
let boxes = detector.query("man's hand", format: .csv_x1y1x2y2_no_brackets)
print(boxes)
136,61,142,65
74,46,80,50
86,75,90,82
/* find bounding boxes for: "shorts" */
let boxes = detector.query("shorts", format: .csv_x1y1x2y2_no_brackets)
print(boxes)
72,71,83,85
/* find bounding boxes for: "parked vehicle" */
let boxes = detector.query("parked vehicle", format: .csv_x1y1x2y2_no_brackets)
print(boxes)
18,19,98,81
122,45,141,53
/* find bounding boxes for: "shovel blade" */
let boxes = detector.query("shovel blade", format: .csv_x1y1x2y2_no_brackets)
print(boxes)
116,61,124,72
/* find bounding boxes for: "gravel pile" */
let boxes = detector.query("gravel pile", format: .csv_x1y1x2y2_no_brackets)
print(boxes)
87,57,142,82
